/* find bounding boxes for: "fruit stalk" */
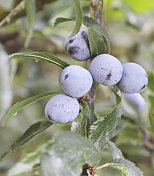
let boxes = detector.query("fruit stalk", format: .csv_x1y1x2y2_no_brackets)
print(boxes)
85,0,104,111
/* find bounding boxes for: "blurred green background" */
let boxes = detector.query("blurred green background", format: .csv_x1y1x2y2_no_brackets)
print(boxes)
0,0,154,175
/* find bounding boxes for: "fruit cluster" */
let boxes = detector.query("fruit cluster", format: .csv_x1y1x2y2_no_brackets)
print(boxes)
45,29,148,124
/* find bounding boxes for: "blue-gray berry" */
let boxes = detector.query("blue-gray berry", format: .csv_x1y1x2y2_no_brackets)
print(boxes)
122,93,146,112
117,63,148,93
45,94,79,124
59,65,93,97
64,29,90,61
89,54,123,86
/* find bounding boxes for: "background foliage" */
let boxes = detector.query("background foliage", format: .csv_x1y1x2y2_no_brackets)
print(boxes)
0,0,154,175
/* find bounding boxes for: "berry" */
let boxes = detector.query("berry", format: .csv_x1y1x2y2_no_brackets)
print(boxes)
89,54,123,86
122,93,146,112
117,63,148,93
59,65,93,98
64,29,90,61
45,94,79,124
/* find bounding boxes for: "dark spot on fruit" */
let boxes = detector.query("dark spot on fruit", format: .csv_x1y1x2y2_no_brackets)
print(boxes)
141,84,146,91
69,39,73,43
68,46,79,54
106,73,111,80
65,74,68,80
47,114,52,120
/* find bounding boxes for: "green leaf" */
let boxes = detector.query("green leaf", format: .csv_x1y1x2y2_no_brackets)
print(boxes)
8,140,53,176
98,158,143,176
113,87,122,106
41,132,101,176
147,71,154,92
9,52,69,69
71,101,97,137
88,27,106,59
109,141,124,159
71,114,87,138
2,92,60,126
89,105,122,151
70,0,83,37
0,120,53,161
24,0,36,48
10,120,52,150
83,16,110,53
54,17,74,26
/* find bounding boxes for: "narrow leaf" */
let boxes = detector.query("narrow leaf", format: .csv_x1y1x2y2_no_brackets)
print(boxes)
70,0,83,37
9,52,69,69
0,120,53,161
89,105,122,151
54,17,74,26
10,120,52,150
83,16,110,53
113,87,122,106
2,92,60,126
71,114,87,138
103,158,143,176
88,27,106,58
41,132,101,176
24,0,36,48
80,101,97,136
71,101,97,137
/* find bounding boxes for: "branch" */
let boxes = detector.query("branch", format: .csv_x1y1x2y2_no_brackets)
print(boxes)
85,0,104,111
90,0,104,24
0,1,24,27
0,0,57,26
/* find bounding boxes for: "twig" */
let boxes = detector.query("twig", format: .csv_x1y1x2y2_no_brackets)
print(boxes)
90,0,104,24
0,1,25,27
86,0,104,111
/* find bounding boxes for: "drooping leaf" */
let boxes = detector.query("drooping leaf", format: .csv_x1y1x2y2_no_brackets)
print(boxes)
24,0,36,48
97,158,143,176
2,92,60,126
0,120,53,161
41,132,101,176
147,71,154,92
9,52,69,69
109,141,124,159
88,27,106,58
70,0,83,37
71,101,97,137
89,105,122,151
54,17,74,26
83,16,110,53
